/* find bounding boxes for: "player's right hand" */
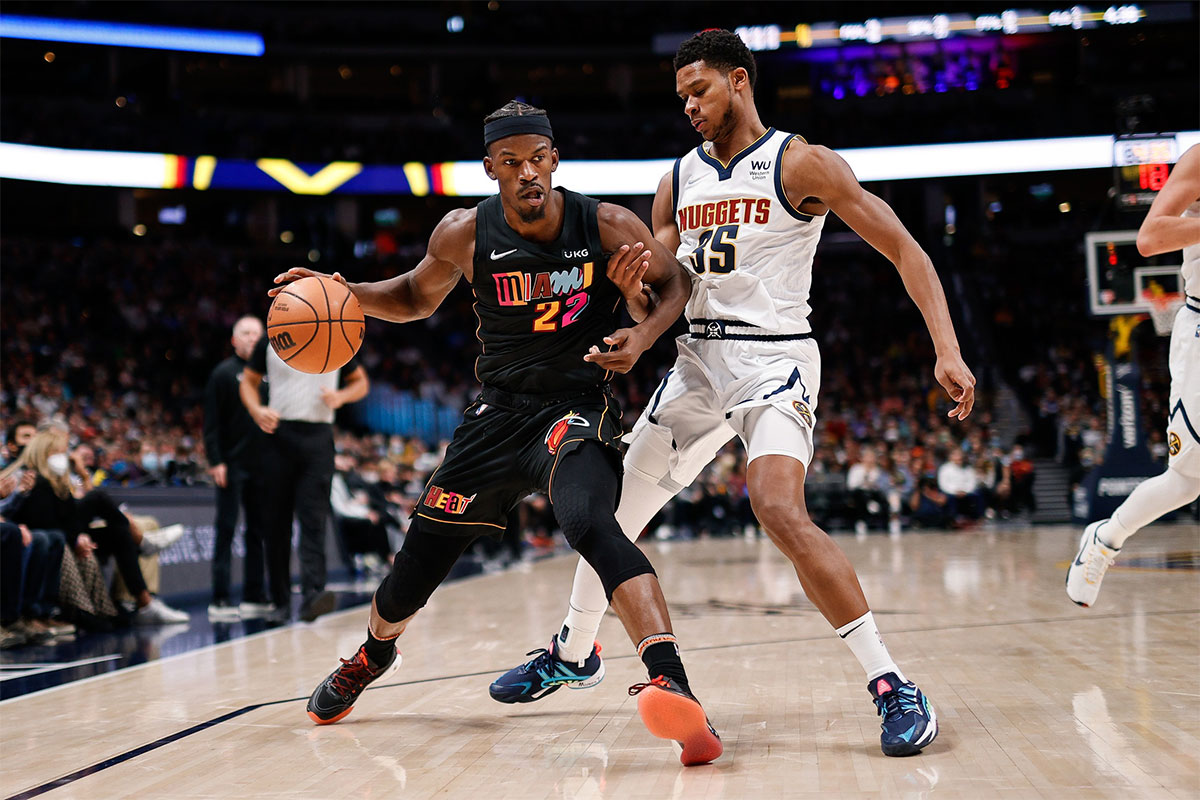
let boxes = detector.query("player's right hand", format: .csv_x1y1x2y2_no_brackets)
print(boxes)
252,406,281,434
268,267,349,297
935,352,976,420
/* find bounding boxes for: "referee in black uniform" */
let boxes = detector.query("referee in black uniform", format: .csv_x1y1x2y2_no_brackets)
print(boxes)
239,328,369,622
280,102,723,764
203,315,271,620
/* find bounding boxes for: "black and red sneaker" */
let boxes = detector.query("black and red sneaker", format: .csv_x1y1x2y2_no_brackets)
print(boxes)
306,644,400,724
629,676,723,766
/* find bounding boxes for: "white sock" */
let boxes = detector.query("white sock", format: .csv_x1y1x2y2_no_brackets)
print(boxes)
555,438,683,663
1102,466,1200,549
836,611,904,682
555,559,608,664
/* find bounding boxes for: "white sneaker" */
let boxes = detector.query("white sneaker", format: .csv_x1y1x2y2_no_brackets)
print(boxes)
207,601,240,621
136,597,191,625
239,600,276,618
1066,520,1121,608
140,524,185,555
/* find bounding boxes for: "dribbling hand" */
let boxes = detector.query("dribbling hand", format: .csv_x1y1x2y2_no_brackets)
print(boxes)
268,267,349,297
935,352,976,420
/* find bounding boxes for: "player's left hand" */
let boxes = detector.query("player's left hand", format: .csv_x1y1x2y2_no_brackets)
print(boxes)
583,327,650,373
935,352,976,420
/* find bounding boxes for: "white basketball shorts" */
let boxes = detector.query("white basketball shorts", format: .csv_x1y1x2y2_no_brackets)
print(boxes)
1166,303,1200,477
624,335,821,492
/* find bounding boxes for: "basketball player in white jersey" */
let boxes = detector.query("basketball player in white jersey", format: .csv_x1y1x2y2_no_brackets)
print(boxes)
491,30,975,758
1067,144,1200,606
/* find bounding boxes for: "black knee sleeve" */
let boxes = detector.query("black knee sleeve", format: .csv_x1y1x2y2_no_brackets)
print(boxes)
574,525,656,600
373,519,474,623
553,443,656,600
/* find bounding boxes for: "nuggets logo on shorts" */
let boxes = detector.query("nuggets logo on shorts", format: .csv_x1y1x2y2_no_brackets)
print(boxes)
424,485,477,515
1168,432,1182,457
791,400,813,427
545,412,590,455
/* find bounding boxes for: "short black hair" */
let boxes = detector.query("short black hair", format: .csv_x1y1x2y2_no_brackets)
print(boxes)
673,29,756,90
483,100,548,125
6,418,34,445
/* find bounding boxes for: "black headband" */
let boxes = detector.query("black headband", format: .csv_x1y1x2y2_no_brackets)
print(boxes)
483,115,554,149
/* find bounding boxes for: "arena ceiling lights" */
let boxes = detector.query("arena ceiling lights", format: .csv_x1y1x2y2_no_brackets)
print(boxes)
0,15,265,56
2,133,1198,196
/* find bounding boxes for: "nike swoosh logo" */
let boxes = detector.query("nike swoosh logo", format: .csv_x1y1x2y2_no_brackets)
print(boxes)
490,248,518,260
838,620,866,639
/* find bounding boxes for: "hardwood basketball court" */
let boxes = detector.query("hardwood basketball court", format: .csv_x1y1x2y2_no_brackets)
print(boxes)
2,524,1197,799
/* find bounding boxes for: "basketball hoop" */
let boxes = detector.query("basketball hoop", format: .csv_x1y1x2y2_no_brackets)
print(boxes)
1145,291,1183,336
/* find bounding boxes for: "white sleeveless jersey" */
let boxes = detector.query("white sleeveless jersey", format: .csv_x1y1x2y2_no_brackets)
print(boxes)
672,127,825,334
1182,199,1200,298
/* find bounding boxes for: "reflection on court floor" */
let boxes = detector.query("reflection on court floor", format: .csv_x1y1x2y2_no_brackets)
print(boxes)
1,524,1197,799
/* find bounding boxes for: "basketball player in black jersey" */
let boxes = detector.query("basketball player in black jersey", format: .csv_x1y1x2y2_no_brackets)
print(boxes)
272,101,723,766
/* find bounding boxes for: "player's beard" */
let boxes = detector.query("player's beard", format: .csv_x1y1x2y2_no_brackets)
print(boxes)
516,203,546,223
703,103,737,143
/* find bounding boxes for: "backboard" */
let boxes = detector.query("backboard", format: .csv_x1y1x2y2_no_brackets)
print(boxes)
1085,229,1183,316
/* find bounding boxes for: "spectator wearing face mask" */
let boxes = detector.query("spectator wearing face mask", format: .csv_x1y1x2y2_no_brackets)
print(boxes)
2,426,188,625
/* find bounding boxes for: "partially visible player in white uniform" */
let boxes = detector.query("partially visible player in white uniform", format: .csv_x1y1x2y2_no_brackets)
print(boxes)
490,30,976,758
1067,144,1200,607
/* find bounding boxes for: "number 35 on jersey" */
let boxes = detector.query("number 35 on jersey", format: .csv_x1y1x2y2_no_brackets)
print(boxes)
678,197,770,275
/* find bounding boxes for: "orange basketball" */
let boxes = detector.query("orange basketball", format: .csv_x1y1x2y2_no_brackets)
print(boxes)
267,276,365,374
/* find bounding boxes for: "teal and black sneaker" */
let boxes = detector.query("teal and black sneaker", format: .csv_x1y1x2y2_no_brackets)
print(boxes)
489,638,604,703
869,672,939,756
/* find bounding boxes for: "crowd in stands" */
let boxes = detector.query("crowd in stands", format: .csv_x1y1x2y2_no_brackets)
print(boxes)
1,219,1185,647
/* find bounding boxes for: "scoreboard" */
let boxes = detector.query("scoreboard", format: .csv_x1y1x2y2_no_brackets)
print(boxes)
1114,134,1178,209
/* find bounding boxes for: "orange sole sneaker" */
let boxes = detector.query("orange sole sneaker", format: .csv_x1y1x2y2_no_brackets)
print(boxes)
635,684,723,766
307,706,354,725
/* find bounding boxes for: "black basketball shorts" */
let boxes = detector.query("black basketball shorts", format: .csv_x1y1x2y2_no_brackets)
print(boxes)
414,388,624,536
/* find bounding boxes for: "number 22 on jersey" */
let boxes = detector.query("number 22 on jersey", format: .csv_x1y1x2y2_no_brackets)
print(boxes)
687,224,740,275
533,291,589,332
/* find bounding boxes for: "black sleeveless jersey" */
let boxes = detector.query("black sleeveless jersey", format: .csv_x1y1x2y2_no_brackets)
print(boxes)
472,187,622,394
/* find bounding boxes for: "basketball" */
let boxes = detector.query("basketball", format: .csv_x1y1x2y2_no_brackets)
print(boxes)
267,276,365,374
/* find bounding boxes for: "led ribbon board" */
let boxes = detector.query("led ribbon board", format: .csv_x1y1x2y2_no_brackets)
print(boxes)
0,15,264,56
733,5,1155,51
2,132,1198,196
